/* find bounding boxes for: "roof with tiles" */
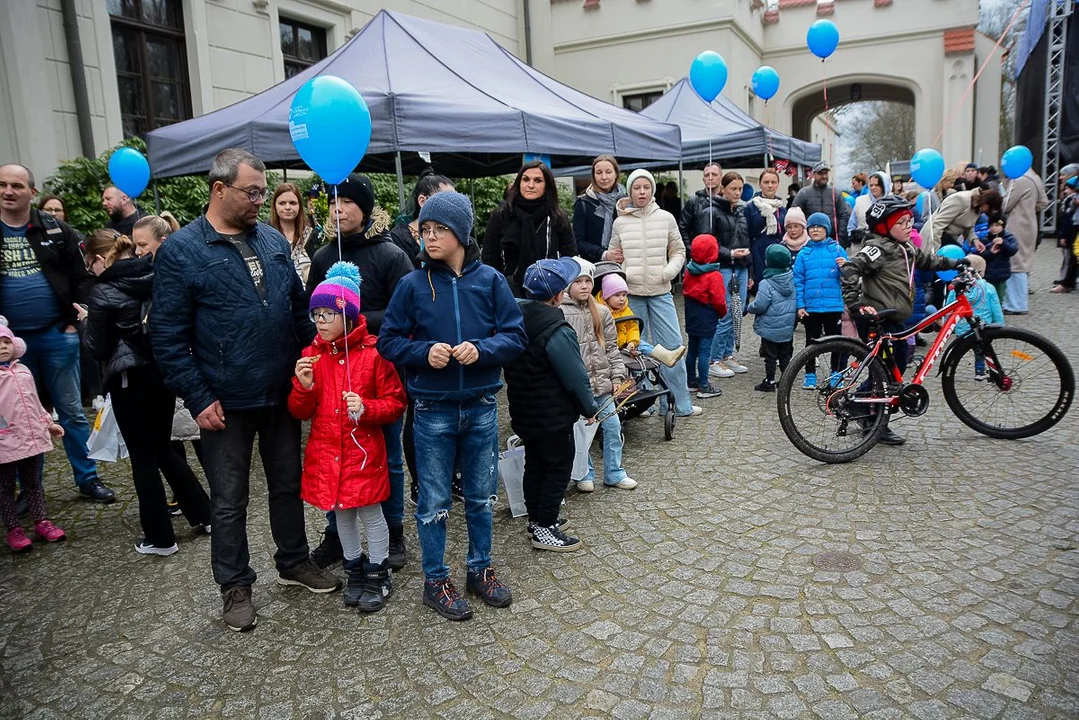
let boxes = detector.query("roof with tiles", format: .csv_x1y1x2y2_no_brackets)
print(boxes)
943,27,976,55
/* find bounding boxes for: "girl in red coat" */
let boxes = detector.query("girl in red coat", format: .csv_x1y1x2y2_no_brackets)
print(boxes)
682,235,728,399
289,263,406,613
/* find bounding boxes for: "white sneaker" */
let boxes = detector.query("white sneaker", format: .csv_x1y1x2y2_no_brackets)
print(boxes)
135,539,179,556
638,408,654,418
677,406,704,417
725,356,749,373
709,361,735,378
576,480,595,493
608,477,638,490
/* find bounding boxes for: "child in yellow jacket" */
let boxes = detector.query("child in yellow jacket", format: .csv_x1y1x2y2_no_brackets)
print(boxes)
597,274,685,367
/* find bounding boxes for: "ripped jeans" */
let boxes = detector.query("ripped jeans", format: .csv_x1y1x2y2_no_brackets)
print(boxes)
413,396,499,581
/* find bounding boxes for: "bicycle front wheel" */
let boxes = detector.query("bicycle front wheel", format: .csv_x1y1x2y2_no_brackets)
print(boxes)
941,326,1074,439
777,338,890,463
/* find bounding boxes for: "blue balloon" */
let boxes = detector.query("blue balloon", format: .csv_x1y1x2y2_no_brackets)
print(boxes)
910,148,945,189
806,20,840,59
107,147,150,199
689,51,728,103
936,244,966,282
1001,145,1033,180
751,66,780,101
289,75,372,185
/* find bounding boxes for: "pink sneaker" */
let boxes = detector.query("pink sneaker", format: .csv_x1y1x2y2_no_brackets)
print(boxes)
33,520,66,543
7,527,32,553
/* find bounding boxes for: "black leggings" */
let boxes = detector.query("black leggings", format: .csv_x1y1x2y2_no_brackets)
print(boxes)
801,311,843,374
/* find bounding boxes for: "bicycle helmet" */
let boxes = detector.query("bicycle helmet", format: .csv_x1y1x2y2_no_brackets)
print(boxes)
865,194,914,237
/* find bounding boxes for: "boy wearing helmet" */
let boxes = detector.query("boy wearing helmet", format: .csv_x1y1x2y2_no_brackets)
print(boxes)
840,195,964,445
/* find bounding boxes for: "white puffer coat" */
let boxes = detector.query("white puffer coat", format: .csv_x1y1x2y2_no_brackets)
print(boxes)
608,198,685,297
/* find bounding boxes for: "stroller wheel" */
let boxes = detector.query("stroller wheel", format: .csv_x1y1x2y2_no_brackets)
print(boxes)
664,409,675,441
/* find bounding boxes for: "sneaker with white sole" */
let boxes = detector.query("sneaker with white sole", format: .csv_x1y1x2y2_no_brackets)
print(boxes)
531,524,582,552
525,517,570,534
696,385,722,399
576,480,594,493
724,356,748,374
709,361,735,378
607,477,637,490
135,538,179,556
677,405,704,417
802,373,817,390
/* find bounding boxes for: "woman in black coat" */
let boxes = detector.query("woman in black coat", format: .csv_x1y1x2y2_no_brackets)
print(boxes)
572,154,626,263
482,160,576,295
82,230,211,556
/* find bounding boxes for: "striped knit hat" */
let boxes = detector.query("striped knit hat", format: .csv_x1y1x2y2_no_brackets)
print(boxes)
309,262,361,323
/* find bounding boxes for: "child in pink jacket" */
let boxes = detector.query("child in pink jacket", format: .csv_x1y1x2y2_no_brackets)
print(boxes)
0,317,66,553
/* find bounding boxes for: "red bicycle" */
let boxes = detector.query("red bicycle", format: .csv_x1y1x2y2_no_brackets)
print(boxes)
777,266,1074,463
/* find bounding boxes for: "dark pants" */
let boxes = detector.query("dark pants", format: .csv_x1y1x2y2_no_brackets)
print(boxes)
1,456,46,528
518,427,575,527
854,316,908,374
109,366,211,548
759,339,794,381
801,311,843,374
199,404,309,590
1058,244,1076,289
686,332,715,390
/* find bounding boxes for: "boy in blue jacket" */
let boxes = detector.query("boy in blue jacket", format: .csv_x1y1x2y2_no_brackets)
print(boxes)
793,212,848,389
378,192,527,621
746,244,797,392
963,213,1017,301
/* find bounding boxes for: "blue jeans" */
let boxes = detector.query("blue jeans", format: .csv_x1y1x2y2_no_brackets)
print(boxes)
325,415,406,533
711,267,749,362
686,332,715,389
627,294,694,415
18,326,97,487
1003,272,1029,313
413,396,499,581
583,394,628,485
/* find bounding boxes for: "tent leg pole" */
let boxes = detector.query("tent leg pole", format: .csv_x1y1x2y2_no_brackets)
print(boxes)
153,180,161,214
678,161,684,200
394,152,406,213
283,167,288,182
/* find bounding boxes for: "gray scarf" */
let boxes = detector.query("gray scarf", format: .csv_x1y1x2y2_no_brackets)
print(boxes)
588,184,627,249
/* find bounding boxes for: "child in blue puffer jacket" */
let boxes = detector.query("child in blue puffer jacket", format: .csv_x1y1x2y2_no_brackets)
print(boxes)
746,244,797,392
792,212,848,389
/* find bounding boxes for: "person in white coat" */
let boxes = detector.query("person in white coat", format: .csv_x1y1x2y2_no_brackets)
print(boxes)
606,169,701,417
1002,168,1048,314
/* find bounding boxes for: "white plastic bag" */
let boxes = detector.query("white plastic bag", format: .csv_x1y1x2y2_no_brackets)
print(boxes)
86,393,129,462
497,435,527,518
571,417,600,482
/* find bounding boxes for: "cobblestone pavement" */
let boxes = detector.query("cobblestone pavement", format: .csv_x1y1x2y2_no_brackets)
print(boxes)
2,246,1077,720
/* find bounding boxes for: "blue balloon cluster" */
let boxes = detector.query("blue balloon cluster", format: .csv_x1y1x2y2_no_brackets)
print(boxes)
1001,145,1033,180
910,148,945,189
807,20,840,59
107,147,150,199
751,66,780,101
937,244,966,282
289,75,372,185
689,51,728,103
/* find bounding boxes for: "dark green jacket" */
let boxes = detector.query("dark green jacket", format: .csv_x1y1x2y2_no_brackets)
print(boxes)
841,234,957,321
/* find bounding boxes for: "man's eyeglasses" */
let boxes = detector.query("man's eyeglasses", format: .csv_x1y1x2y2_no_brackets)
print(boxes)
224,184,269,204
309,310,341,324
420,223,452,240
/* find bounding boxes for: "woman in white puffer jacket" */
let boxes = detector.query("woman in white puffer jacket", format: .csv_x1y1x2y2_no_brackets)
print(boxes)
606,169,701,417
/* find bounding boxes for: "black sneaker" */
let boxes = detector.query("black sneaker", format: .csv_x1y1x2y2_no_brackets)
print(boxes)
754,380,777,392
134,538,179,556
277,558,342,593
423,578,473,621
310,529,344,569
167,498,181,516
78,479,116,504
531,524,583,553
877,428,906,446
222,586,257,632
387,525,407,570
465,566,512,608
696,385,723,399
524,516,570,535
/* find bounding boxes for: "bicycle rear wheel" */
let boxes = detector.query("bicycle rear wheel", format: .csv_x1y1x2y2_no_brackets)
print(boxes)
941,326,1074,439
777,338,890,463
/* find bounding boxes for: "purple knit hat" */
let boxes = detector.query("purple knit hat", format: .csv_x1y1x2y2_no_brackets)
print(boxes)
309,262,362,323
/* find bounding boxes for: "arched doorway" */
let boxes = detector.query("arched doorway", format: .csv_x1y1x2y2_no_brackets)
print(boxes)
790,80,917,142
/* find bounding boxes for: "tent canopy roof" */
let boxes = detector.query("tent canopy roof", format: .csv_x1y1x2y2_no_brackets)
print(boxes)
145,10,682,179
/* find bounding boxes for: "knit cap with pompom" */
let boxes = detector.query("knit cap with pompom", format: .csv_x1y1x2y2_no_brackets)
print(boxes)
309,262,362,323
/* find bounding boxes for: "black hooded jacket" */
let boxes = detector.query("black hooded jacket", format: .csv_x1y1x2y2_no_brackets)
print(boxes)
83,254,156,385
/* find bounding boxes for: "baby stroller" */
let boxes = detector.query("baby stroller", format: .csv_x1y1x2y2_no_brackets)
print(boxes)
594,261,677,441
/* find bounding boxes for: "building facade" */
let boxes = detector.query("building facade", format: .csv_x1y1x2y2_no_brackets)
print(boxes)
0,0,1000,183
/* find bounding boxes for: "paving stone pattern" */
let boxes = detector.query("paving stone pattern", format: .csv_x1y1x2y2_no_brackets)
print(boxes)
1,246,1077,719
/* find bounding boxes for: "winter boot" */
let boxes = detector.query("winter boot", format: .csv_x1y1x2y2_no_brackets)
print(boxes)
342,554,366,607
649,344,687,368
387,523,407,570
357,558,392,613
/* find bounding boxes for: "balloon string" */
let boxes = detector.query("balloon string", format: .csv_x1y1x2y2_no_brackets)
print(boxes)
820,60,839,241
332,184,354,403
931,0,1029,150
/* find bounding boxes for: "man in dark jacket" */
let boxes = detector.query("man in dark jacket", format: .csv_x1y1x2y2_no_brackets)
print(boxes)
0,163,114,502
102,186,145,238
380,191,527,622
504,257,598,553
306,174,415,571
150,148,340,633
678,162,723,249
793,161,852,248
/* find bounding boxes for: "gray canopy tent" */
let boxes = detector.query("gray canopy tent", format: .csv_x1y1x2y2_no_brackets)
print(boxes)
640,78,821,170
144,10,682,184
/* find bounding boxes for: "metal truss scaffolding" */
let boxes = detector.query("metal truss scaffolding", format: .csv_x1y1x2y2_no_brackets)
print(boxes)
1040,0,1072,232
